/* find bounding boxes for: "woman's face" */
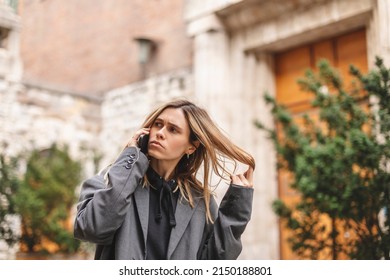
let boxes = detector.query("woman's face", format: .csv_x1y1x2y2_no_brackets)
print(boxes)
148,107,195,164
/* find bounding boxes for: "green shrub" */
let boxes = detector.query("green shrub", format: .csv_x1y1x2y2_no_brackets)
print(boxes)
15,144,82,254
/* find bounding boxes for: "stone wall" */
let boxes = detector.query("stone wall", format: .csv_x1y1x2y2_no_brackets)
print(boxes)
1,81,102,176
0,1,23,260
0,214,20,260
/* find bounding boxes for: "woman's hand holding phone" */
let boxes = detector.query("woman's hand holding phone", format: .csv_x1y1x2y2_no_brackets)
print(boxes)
137,134,149,154
126,128,150,149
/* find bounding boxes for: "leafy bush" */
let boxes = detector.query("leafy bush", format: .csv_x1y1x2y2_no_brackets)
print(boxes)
14,144,82,254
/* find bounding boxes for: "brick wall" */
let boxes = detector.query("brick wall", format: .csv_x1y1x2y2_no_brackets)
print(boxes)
19,0,192,96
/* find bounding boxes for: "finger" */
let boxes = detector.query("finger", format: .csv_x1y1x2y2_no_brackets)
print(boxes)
230,174,243,186
134,128,150,139
238,174,250,186
127,129,150,147
141,128,150,135
244,167,254,185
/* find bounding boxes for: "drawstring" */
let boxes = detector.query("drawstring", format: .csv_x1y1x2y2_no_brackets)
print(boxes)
156,180,176,227
147,167,177,228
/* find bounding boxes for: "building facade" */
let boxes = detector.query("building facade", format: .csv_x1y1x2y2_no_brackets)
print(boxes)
184,0,390,259
1,0,390,259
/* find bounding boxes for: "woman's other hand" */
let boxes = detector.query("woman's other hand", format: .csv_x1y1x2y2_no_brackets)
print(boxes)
230,167,254,188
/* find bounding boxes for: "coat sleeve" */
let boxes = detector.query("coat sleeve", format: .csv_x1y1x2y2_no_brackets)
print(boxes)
197,184,254,260
73,146,149,244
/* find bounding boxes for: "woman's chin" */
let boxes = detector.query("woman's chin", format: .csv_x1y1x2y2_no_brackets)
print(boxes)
147,150,162,160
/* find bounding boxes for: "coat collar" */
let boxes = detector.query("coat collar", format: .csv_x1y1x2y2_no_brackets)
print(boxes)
167,194,201,259
134,183,202,259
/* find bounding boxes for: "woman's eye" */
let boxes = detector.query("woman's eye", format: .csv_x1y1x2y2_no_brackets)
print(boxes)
169,127,177,133
154,122,162,127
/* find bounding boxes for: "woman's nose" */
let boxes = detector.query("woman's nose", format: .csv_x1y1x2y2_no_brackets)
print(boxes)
156,128,165,139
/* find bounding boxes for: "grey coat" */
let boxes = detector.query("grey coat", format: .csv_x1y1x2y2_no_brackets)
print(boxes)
74,146,254,260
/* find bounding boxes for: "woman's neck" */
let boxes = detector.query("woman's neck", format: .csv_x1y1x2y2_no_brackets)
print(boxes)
149,158,178,181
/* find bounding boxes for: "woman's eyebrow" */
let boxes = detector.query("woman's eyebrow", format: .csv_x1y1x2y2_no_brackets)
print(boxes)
169,123,183,131
155,118,183,130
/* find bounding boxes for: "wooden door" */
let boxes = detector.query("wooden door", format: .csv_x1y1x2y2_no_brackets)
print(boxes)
275,28,368,259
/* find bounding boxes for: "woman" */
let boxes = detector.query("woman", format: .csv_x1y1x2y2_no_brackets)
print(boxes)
74,99,255,260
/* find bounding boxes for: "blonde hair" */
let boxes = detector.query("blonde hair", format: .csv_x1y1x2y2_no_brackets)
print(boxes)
141,99,255,223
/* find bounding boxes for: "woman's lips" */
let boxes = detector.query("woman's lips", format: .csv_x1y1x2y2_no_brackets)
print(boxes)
149,141,164,149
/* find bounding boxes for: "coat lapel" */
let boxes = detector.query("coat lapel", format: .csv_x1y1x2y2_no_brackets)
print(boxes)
167,194,201,259
134,185,149,246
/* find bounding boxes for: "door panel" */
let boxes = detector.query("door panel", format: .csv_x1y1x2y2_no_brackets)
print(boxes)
274,28,368,259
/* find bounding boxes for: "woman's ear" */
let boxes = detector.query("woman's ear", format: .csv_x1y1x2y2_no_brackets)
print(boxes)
193,140,200,148
187,140,200,155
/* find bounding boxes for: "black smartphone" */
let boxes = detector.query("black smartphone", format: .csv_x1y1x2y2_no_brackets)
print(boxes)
137,134,149,154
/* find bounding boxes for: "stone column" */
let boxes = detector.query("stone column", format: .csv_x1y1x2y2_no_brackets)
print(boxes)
368,0,390,66
234,46,280,259
186,14,234,206
187,14,231,131
250,52,280,260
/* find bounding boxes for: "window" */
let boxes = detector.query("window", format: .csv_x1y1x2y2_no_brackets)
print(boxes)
0,27,10,49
